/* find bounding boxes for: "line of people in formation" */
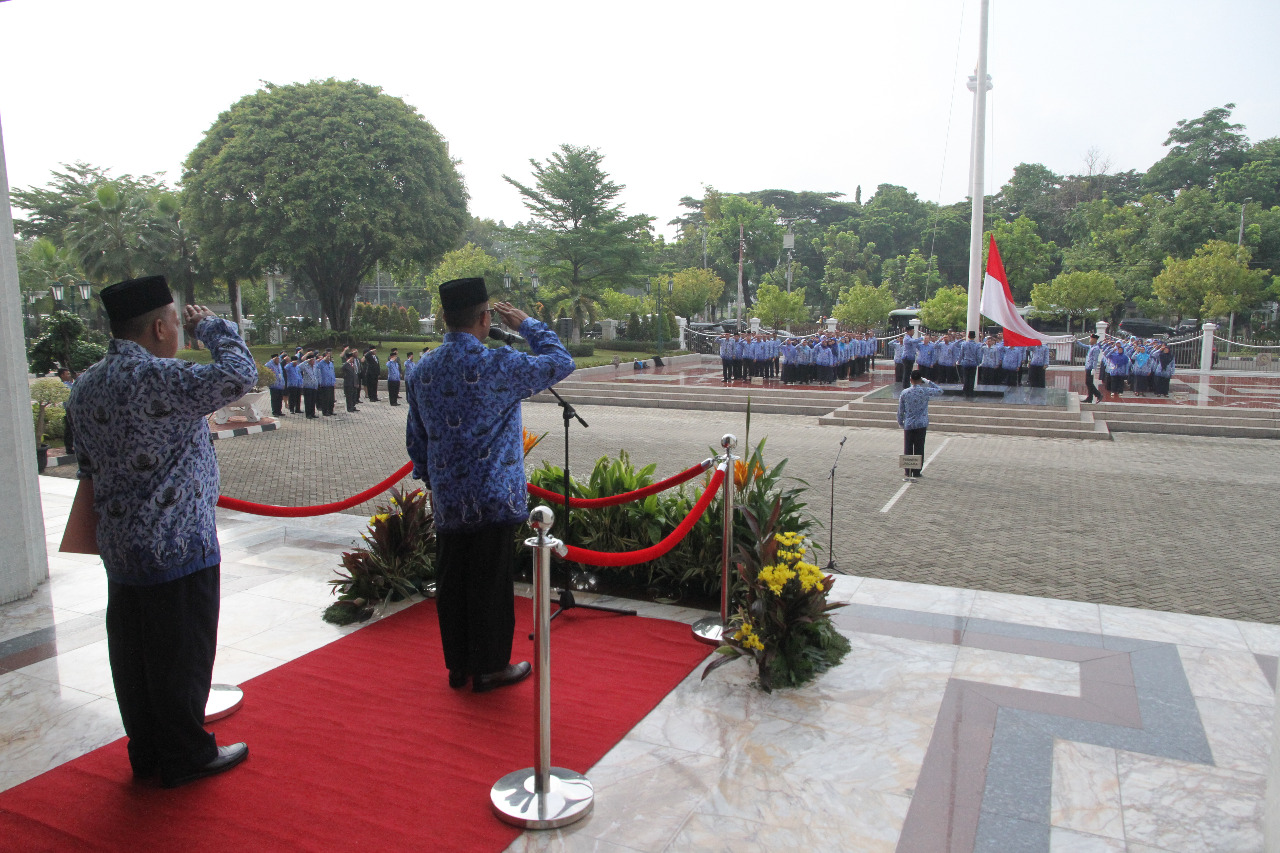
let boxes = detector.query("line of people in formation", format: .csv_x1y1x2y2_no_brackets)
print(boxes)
262,344,433,418
1078,334,1177,402
717,332,882,384
889,332,1056,390
716,329,1058,391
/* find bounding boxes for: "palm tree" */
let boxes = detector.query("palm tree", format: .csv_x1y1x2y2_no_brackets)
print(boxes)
66,183,160,283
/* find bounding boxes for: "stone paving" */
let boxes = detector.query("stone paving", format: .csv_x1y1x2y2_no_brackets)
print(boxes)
183,392,1280,625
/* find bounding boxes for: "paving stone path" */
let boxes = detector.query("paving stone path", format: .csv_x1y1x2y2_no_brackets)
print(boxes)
188,396,1280,624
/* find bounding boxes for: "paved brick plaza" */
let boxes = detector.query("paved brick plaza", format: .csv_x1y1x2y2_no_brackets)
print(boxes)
203,395,1280,624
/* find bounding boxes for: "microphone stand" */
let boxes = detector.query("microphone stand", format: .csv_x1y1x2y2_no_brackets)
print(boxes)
530,386,636,638
825,436,847,572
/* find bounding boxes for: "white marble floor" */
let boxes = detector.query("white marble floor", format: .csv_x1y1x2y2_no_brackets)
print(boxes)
3,476,1277,853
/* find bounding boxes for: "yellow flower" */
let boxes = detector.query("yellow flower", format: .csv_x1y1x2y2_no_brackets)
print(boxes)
369,513,391,527
757,563,797,596
735,621,765,652
796,561,825,593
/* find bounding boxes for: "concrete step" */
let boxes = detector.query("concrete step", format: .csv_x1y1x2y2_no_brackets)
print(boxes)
1100,418,1280,439
847,400,1086,423
824,407,1100,432
818,413,1112,440
530,390,836,417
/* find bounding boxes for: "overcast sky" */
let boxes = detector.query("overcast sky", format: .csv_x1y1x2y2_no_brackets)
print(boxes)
3,0,1277,241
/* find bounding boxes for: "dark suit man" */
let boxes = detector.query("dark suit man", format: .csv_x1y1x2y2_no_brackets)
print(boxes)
363,348,380,402
343,354,361,412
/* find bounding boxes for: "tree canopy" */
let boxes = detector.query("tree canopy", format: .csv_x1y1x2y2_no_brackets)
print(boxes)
181,78,467,331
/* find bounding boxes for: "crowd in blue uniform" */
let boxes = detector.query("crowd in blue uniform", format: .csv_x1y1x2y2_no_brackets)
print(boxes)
1077,335,1177,401
262,344,432,418
717,332,882,385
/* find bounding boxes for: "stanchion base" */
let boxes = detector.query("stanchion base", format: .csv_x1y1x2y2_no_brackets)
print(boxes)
691,616,725,646
204,684,243,722
491,767,594,829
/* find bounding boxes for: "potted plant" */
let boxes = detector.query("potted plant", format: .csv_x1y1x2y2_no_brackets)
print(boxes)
31,377,70,473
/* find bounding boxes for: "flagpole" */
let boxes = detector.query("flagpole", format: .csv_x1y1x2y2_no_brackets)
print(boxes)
736,224,745,331
965,0,991,336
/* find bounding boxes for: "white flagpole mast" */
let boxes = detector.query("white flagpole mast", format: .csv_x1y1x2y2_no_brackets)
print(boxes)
736,224,745,330
965,0,991,336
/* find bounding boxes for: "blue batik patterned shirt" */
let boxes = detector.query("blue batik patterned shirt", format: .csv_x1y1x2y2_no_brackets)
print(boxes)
897,380,944,429
69,318,257,586
405,318,574,533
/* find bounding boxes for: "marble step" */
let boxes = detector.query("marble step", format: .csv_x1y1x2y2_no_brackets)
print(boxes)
818,411,1112,440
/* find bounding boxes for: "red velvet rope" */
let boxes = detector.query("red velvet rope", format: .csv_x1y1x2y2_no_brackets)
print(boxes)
559,467,725,567
526,460,710,509
217,462,416,518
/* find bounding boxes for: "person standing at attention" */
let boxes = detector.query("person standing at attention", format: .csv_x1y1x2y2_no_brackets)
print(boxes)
386,348,402,406
897,369,943,480
406,277,574,693
67,275,256,787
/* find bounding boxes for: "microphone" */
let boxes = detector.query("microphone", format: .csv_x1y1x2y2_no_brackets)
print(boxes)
489,326,525,346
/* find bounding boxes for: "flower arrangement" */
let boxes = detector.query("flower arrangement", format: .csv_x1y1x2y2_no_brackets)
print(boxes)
323,487,436,625
703,508,849,693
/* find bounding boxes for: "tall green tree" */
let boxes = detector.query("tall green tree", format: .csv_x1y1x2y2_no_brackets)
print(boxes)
1152,240,1269,321
1143,104,1249,195
182,78,467,331
65,182,162,283
831,283,895,329
1029,271,1122,333
752,284,808,332
504,144,652,342
917,285,969,332
668,267,726,320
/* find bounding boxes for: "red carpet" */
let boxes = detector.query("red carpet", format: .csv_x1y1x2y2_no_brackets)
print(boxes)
0,600,711,852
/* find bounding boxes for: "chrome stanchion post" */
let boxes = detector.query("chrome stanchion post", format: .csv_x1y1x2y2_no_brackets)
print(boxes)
491,506,593,829
693,433,736,645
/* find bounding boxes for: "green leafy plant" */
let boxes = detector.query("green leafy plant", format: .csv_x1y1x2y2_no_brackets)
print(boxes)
324,487,436,625
702,507,849,693
30,377,70,446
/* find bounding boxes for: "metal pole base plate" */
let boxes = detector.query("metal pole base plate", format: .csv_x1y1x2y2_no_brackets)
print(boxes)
204,684,243,723
691,616,725,646
491,767,594,829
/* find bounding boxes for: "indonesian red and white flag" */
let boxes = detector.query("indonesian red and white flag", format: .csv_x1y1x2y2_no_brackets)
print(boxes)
979,235,1071,345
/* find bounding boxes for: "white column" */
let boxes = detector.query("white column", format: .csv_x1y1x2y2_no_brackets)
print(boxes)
676,316,687,351
1095,320,1109,338
1200,322,1218,373
749,317,761,333
825,317,839,334
0,116,50,604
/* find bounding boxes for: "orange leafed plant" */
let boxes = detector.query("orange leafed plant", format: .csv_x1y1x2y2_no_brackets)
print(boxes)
523,428,547,457
734,458,763,491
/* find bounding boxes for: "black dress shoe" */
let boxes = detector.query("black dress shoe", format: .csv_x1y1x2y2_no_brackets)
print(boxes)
448,670,468,689
473,662,531,693
162,742,249,788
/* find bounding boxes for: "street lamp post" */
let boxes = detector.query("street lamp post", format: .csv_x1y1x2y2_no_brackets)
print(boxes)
530,272,540,320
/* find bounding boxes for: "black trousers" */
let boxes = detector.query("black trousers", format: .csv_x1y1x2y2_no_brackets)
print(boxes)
1084,371,1102,402
365,379,378,401
903,427,927,478
901,359,915,387
287,387,302,413
722,358,731,381
319,386,335,415
345,386,359,411
435,524,519,676
1029,365,1046,387
107,565,219,781
962,365,977,397
269,387,284,416
303,387,317,417
388,380,400,405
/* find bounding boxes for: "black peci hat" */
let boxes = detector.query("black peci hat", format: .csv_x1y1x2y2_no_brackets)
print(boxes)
100,275,173,324
440,277,488,312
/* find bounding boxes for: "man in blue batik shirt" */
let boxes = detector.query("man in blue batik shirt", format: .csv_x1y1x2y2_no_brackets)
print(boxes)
68,275,256,787
386,348,402,406
900,329,921,388
406,277,574,693
897,370,943,479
